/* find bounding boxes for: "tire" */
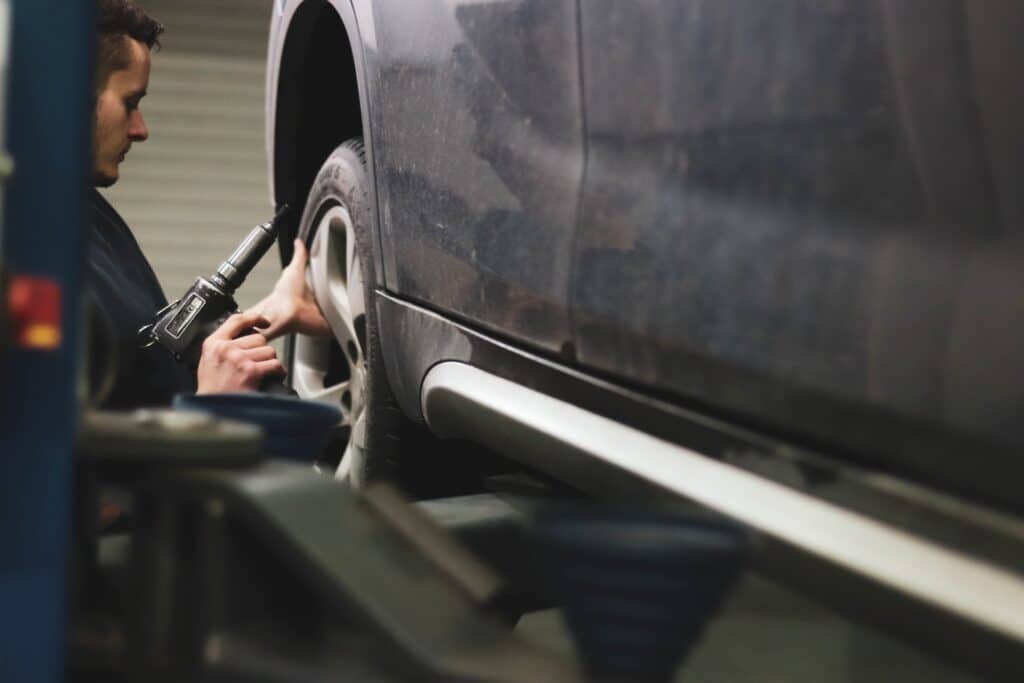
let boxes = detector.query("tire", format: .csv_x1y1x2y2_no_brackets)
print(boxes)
289,139,518,496
288,138,405,487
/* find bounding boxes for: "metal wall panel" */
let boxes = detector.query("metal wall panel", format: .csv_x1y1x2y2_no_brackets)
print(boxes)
103,0,277,314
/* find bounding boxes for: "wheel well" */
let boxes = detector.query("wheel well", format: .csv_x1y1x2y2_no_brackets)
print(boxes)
274,0,363,260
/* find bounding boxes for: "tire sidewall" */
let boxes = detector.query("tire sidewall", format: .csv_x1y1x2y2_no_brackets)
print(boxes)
292,140,399,486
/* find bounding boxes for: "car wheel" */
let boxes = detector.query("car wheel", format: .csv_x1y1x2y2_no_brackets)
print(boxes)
289,138,401,487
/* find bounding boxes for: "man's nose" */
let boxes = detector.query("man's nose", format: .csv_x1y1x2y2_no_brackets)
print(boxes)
129,110,149,142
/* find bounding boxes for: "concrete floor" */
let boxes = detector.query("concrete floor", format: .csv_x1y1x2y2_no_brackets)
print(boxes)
517,574,980,682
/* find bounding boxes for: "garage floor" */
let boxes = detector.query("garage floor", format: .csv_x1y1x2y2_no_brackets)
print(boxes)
517,574,979,682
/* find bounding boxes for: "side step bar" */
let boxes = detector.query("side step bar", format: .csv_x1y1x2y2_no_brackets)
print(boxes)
421,361,1024,679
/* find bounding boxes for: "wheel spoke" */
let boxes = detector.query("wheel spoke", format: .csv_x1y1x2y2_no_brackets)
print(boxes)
291,339,332,397
335,442,353,482
307,381,350,420
294,199,369,486
308,207,363,349
350,411,367,449
335,412,368,484
347,234,365,322
309,233,352,342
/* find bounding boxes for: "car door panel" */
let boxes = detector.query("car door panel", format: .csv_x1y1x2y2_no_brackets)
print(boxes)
572,0,1024,503
368,0,583,354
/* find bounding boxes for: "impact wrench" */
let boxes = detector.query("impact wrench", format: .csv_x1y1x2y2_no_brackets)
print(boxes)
137,205,295,395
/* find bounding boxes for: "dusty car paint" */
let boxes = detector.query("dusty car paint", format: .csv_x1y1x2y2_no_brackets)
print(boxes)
367,0,583,354
571,0,1024,491
268,0,1024,509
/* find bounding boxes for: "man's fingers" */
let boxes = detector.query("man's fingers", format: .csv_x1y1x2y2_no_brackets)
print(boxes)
244,346,278,363
260,326,284,342
255,358,286,376
233,332,269,349
211,311,271,340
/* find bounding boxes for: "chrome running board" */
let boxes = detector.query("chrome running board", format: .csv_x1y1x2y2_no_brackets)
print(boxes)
421,361,1024,644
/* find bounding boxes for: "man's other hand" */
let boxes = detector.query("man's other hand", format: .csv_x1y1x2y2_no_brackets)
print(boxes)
245,238,331,340
196,312,285,394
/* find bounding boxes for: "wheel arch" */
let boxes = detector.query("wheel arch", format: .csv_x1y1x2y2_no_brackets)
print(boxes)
269,2,423,427
269,0,375,265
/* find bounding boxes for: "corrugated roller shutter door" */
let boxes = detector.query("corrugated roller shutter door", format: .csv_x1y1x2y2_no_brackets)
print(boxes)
103,0,277,315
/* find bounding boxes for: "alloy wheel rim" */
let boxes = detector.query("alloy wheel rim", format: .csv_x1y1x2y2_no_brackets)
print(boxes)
291,203,367,481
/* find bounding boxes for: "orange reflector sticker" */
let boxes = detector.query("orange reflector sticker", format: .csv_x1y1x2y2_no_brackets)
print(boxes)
22,323,61,349
7,275,62,350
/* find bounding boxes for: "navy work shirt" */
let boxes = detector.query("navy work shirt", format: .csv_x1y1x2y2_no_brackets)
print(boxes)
86,189,195,408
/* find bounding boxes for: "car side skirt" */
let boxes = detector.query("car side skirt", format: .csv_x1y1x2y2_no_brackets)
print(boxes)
376,289,1024,680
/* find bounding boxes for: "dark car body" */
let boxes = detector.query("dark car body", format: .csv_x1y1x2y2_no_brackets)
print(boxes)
269,0,1024,513
267,2,1024,673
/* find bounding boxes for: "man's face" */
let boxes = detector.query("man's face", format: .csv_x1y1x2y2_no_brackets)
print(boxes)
93,38,151,187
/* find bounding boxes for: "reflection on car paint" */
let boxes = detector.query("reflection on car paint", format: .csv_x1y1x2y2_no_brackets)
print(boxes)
370,0,583,353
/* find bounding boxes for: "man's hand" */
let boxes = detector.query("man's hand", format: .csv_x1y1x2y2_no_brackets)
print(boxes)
245,238,331,340
196,311,285,394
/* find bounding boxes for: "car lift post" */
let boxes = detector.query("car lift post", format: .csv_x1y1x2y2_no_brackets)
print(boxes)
0,0,94,680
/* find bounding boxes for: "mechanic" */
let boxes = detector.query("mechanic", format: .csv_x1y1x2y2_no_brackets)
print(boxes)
87,0,329,409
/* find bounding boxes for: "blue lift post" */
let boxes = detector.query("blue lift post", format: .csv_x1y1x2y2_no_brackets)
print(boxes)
0,0,93,680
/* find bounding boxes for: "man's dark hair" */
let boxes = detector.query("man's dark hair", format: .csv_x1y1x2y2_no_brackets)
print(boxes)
96,0,164,90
